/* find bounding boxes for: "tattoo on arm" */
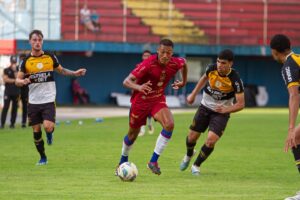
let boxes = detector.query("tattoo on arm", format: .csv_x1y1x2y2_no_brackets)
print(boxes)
60,68,75,76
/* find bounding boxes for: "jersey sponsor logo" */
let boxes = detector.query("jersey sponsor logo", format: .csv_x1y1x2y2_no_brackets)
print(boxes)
29,71,53,83
235,81,241,93
284,66,292,82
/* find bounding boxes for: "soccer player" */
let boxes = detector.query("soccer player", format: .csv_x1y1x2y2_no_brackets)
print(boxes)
116,39,188,175
138,50,155,136
15,29,86,165
179,49,245,175
270,34,300,200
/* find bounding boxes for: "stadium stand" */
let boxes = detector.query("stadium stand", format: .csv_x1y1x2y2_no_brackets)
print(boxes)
61,0,300,45
61,0,160,43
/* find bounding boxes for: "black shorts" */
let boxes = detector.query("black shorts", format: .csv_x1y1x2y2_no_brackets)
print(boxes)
189,104,230,137
28,102,56,126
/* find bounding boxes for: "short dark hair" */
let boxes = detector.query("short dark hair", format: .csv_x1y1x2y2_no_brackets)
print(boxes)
218,49,234,61
159,38,174,48
29,29,44,40
143,50,151,54
270,34,291,53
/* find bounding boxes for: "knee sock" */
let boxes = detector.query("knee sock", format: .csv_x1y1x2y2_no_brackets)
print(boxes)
33,131,46,159
46,128,54,135
150,129,172,163
119,135,134,165
292,144,300,174
194,144,214,167
186,136,196,157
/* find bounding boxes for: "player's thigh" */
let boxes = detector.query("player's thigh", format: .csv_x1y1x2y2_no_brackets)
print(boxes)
28,104,43,126
209,112,230,137
152,104,174,129
129,103,150,129
190,105,210,133
41,102,56,124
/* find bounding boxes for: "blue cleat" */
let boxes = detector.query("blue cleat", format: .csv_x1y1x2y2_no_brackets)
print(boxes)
46,132,53,145
36,158,48,166
147,162,161,175
180,150,196,171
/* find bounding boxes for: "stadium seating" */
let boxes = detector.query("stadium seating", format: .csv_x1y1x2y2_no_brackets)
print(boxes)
61,0,159,43
61,0,300,45
124,0,208,44
173,0,300,45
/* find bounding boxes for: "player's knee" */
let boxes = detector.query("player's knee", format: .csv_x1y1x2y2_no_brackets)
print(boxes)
205,138,217,148
163,120,174,131
44,125,54,133
188,133,198,143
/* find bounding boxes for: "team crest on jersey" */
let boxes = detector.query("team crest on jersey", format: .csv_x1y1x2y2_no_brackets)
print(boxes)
37,63,44,69
215,80,221,88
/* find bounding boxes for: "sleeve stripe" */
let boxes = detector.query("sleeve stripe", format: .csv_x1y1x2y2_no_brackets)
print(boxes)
287,82,300,88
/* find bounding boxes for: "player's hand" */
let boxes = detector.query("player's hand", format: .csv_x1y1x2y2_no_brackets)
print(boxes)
139,81,152,95
23,78,31,85
284,128,297,152
172,80,185,90
215,104,227,113
186,93,196,104
74,68,87,77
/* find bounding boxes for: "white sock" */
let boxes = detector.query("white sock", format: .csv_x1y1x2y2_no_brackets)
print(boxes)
154,134,170,155
121,141,132,156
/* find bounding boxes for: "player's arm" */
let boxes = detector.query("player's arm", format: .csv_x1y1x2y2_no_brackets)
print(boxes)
2,72,16,84
15,71,30,87
172,63,188,89
186,74,208,104
55,65,86,77
216,92,245,113
285,84,299,151
123,73,152,95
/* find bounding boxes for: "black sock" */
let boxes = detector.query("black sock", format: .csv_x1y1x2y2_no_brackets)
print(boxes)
292,144,300,174
46,128,54,135
186,136,196,157
33,132,46,159
194,144,214,167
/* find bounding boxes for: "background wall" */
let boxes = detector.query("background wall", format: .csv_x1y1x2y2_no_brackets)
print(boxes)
54,52,287,106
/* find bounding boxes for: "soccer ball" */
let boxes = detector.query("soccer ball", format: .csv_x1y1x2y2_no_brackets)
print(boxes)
117,162,138,182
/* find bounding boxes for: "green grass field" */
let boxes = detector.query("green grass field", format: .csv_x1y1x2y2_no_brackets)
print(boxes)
0,108,299,200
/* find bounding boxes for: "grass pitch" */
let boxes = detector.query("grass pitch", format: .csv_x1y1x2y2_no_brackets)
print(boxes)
0,108,299,200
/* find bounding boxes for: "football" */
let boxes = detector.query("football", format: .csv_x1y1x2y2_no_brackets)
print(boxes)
117,162,138,182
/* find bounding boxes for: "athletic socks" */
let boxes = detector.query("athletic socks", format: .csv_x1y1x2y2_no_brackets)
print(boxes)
186,136,196,157
119,135,134,165
194,144,214,167
33,131,46,159
292,144,300,174
150,129,172,163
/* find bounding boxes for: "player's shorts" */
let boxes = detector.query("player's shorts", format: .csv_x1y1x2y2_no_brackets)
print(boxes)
129,101,167,128
189,104,230,137
28,102,56,126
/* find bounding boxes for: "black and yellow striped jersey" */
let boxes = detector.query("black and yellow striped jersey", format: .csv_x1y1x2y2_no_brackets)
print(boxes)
281,52,300,89
202,64,244,110
20,52,60,104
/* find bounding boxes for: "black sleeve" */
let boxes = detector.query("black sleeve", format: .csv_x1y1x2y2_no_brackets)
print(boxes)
281,59,300,88
230,70,244,93
19,58,26,73
48,52,60,68
3,68,9,76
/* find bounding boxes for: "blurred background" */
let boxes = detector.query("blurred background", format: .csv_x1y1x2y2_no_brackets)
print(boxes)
0,0,299,107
